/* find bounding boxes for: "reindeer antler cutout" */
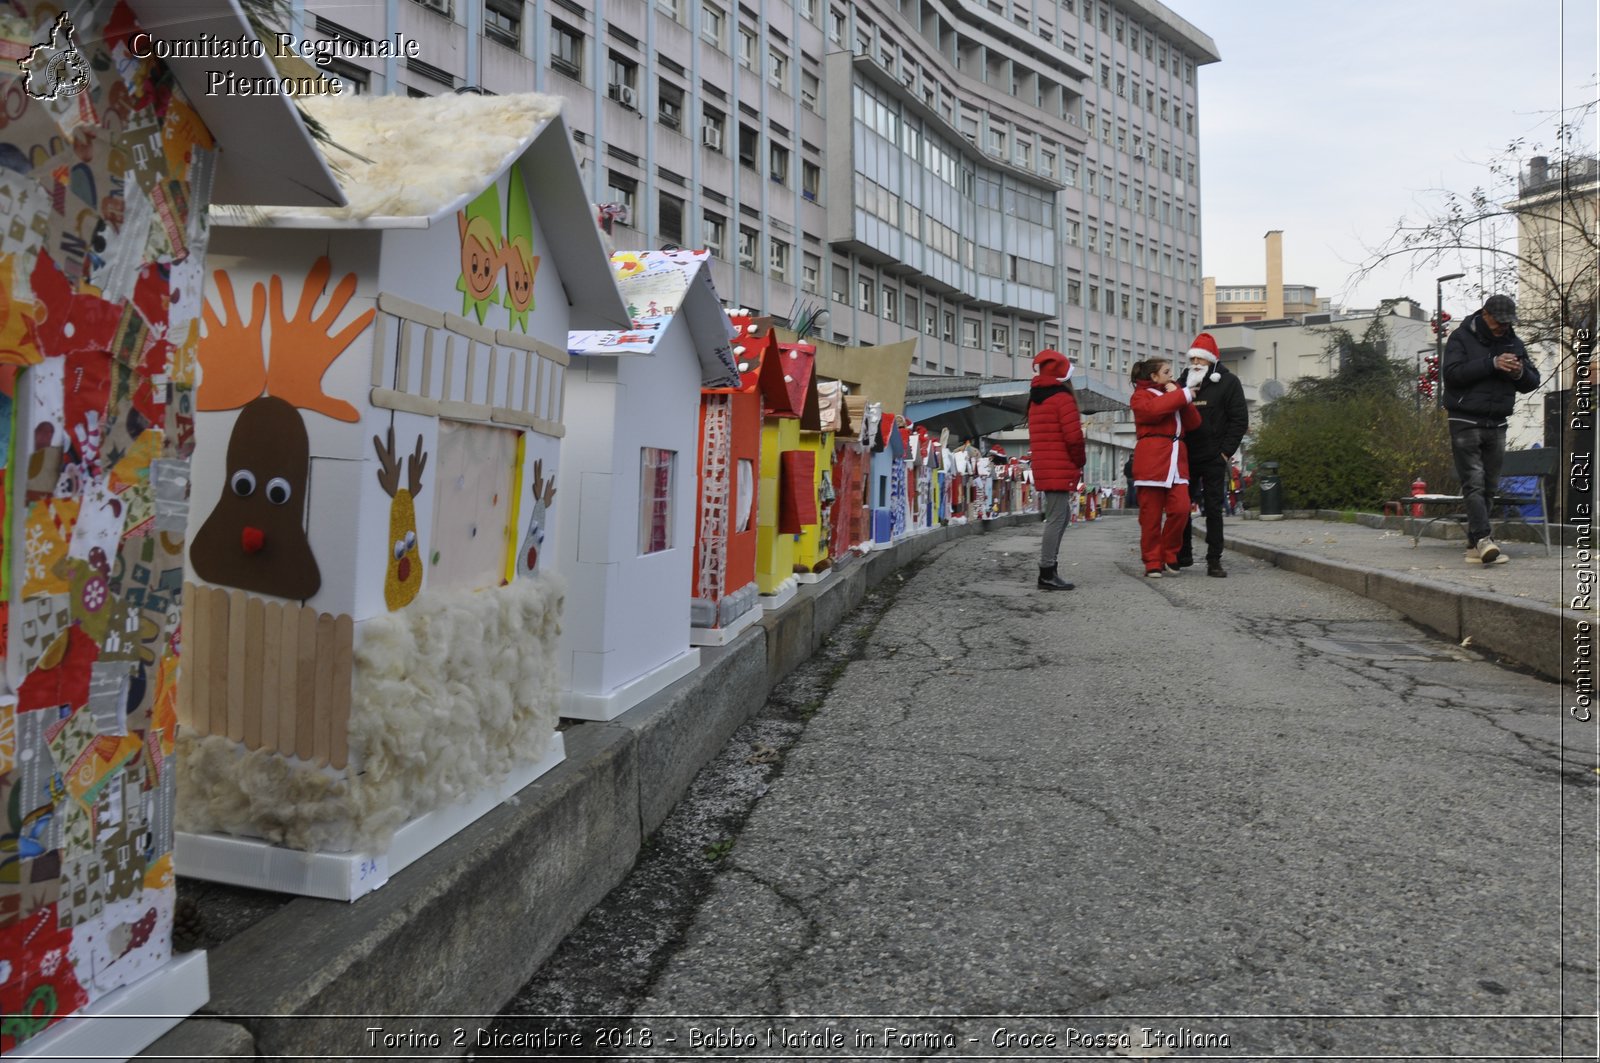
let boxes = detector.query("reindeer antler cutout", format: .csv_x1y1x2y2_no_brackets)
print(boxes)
197,270,267,411
531,459,556,508
198,256,373,421
374,427,402,497
407,435,428,496
266,256,372,422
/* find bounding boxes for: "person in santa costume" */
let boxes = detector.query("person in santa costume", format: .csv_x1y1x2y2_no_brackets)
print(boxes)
1026,349,1086,590
1129,356,1201,577
1174,331,1249,577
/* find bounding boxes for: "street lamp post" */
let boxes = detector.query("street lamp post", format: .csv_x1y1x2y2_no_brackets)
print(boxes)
1435,273,1465,408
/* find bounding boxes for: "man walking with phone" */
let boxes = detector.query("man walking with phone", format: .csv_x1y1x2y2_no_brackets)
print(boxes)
1441,294,1541,564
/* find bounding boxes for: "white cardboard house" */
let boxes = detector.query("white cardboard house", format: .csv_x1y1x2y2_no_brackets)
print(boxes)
563,251,739,721
174,94,628,899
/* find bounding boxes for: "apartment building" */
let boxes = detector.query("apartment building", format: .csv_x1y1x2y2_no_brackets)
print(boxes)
289,0,1216,405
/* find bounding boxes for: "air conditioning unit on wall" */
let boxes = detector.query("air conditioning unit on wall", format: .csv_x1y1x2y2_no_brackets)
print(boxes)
703,125,723,150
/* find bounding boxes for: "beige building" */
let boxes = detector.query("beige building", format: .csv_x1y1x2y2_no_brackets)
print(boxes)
1203,230,1329,325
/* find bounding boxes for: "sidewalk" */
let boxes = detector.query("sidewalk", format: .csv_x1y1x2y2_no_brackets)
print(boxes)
1222,511,1587,682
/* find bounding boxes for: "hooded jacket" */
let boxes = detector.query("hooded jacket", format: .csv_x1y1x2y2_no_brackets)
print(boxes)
1442,311,1540,423
1183,362,1249,462
1026,375,1087,492
1130,383,1201,487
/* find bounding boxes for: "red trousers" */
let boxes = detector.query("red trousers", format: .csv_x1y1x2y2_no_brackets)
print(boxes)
1137,483,1191,570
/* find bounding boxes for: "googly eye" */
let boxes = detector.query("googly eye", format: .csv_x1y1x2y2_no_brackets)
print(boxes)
265,477,292,505
230,469,256,496
404,530,417,551
393,539,406,561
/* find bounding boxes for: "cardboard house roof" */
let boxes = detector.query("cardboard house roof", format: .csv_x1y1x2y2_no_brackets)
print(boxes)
128,0,344,207
757,340,822,430
567,250,739,387
209,92,628,329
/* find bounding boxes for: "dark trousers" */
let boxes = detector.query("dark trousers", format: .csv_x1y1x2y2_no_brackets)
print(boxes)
1449,423,1507,546
1178,454,1228,564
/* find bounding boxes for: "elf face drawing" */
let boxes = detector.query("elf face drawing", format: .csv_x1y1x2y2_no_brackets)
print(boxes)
514,458,556,578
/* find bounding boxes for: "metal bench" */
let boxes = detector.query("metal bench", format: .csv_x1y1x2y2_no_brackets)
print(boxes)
1399,447,1556,555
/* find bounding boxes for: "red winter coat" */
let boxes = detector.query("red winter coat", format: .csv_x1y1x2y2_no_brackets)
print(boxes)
1026,376,1086,491
1130,383,1201,487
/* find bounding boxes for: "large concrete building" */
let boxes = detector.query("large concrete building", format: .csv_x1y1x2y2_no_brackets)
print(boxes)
286,0,1217,484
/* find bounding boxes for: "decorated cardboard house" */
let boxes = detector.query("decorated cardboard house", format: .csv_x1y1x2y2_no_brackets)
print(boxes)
0,0,353,1055
818,381,863,565
563,250,739,720
794,378,835,583
689,314,766,647
750,332,822,609
173,93,627,898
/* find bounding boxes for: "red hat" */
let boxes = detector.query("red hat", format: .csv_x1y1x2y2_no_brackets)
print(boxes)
1187,333,1220,364
1032,348,1072,380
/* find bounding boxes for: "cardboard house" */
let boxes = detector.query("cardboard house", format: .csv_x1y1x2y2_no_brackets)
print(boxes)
689,314,765,647
750,332,822,608
793,378,834,582
563,250,739,720
818,382,863,565
0,0,352,1055
173,93,627,899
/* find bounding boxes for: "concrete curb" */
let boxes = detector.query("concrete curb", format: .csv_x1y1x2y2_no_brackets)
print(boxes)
143,513,1036,1060
1225,535,1574,682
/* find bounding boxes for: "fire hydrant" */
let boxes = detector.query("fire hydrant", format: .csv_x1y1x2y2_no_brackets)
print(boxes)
1411,477,1427,518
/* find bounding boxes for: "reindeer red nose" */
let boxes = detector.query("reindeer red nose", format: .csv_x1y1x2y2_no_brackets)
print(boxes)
241,526,266,554
397,557,411,582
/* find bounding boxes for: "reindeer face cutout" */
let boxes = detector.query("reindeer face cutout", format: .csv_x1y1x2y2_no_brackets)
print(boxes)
515,458,557,578
190,396,320,599
375,427,427,610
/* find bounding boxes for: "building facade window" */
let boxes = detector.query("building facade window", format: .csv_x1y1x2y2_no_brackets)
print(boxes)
702,107,725,152
738,225,759,270
702,211,726,258
605,171,637,224
770,239,790,283
701,2,725,47
484,0,521,48
551,20,583,80
659,192,684,245
658,79,684,130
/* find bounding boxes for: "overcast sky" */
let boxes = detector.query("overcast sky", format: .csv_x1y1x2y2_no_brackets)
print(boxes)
1176,0,1597,315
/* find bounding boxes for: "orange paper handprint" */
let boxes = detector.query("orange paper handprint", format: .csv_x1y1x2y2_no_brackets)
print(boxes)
197,270,267,411
265,256,373,423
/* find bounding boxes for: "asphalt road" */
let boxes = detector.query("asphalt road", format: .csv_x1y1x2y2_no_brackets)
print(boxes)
497,517,1597,1060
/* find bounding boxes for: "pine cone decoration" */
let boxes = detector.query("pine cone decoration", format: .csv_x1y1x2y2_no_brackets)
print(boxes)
172,896,205,953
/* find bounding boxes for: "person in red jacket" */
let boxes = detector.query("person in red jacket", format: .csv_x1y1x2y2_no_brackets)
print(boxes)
1129,356,1201,577
1027,349,1086,591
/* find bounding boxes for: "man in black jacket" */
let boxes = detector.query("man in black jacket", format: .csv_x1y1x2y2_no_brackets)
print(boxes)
1441,294,1542,564
1175,332,1249,577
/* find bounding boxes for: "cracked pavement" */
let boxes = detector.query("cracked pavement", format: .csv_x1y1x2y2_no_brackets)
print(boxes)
497,517,1596,1059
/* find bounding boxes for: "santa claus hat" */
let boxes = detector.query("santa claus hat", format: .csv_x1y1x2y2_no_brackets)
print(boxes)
1187,332,1222,382
1032,348,1073,381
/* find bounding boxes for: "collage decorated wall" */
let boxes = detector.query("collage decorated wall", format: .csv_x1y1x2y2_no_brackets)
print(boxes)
0,2,214,1050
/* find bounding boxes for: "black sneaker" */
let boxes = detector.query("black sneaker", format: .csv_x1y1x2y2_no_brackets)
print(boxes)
1207,560,1228,578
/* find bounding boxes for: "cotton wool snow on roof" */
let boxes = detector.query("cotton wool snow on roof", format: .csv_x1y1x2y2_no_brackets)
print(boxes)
211,92,565,227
